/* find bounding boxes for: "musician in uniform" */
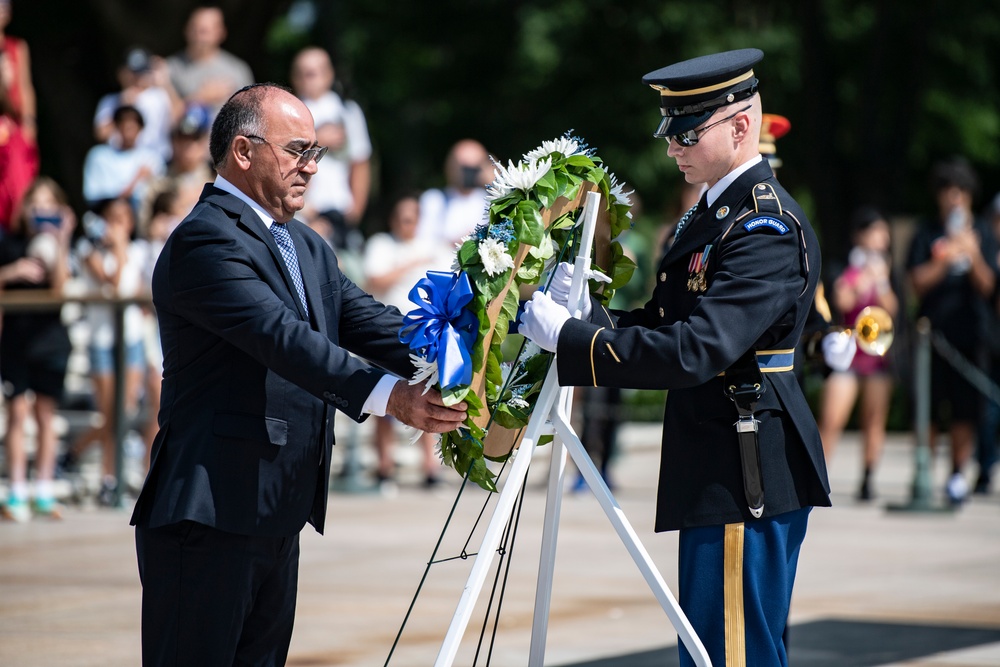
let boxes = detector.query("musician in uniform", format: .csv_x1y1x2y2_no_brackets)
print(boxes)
519,48,831,666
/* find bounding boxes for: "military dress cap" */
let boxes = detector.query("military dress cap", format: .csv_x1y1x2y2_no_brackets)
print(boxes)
643,48,763,139
759,113,791,168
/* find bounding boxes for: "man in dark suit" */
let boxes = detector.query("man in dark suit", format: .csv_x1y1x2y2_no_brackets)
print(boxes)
519,49,830,666
131,83,467,666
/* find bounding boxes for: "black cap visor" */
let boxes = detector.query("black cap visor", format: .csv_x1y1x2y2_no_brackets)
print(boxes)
653,110,713,139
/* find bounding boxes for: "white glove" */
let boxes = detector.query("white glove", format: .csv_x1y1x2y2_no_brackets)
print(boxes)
821,331,857,372
518,290,571,352
546,261,611,319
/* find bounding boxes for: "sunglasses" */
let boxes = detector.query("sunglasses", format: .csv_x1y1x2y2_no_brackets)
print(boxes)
245,134,328,168
666,105,752,147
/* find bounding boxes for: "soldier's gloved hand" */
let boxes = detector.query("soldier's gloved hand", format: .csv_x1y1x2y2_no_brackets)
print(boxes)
546,262,611,319
518,290,571,352
821,331,857,372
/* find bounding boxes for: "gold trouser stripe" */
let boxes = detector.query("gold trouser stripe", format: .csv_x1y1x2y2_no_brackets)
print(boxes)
724,522,746,667
652,69,755,97
589,327,605,387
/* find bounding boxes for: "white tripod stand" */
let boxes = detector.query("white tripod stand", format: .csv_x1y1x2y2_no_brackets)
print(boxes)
434,191,711,667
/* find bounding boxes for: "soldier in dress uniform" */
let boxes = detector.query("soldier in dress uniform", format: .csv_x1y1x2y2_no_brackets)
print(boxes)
519,48,831,667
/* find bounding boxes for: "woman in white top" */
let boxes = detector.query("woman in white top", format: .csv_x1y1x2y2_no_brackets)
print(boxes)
363,194,451,489
68,197,149,505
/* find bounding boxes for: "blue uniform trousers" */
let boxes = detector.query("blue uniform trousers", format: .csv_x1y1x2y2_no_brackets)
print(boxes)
677,507,810,667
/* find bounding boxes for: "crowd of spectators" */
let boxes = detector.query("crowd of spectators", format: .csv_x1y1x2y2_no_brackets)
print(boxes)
2,3,1000,522
0,4,486,520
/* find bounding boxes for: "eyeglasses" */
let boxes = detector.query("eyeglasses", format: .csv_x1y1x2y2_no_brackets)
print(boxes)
245,134,328,168
666,105,752,147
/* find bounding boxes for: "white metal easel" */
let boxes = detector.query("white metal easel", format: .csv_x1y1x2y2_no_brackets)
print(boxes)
434,191,712,667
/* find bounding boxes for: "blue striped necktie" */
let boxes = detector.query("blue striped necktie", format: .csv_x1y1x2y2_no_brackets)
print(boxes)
270,221,309,317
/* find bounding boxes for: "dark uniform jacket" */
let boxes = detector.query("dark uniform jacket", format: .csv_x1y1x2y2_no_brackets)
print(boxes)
130,185,413,537
558,160,831,531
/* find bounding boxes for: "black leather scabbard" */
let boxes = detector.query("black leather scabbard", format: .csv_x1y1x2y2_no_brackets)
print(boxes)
725,349,766,519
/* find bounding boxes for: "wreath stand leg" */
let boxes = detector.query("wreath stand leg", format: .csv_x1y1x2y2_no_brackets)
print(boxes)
434,193,712,667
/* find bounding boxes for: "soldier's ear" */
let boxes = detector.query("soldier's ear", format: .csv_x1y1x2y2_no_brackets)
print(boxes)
733,112,752,142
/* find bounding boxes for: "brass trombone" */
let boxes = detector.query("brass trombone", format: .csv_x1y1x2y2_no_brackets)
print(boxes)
851,305,894,356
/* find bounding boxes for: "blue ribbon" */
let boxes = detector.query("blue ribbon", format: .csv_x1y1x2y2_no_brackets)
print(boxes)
400,271,479,390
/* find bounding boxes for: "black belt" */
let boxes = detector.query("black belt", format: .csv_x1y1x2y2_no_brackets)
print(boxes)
724,349,766,518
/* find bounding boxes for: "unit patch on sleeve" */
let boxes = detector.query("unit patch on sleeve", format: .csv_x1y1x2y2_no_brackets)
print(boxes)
743,216,789,235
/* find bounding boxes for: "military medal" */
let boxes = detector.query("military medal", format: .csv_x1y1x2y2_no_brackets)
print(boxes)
686,244,712,292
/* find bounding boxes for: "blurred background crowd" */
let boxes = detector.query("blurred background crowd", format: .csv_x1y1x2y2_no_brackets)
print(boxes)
2,1,1000,521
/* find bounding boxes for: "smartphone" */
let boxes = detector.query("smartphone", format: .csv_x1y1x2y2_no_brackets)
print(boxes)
31,213,62,228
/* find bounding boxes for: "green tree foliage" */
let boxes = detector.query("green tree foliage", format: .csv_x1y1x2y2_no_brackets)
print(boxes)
15,0,1000,261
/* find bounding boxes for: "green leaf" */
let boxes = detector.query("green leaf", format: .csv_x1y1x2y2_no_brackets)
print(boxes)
485,345,504,405
608,251,637,290
501,287,519,322
466,457,497,492
515,200,544,247
517,256,543,283
474,269,497,302
463,390,484,414
458,239,479,267
534,168,559,208
442,385,470,407
563,155,598,168
492,403,528,429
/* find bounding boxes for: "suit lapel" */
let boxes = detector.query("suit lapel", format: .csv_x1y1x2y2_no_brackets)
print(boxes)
288,221,327,335
201,186,312,322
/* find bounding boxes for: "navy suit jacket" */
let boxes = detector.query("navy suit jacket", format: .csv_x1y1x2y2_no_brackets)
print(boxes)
130,185,414,537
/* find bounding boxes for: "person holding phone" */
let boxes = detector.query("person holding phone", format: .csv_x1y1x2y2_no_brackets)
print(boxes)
0,176,75,522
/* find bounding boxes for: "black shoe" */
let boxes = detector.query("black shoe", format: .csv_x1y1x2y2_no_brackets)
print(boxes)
56,450,80,477
423,474,441,489
973,471,991,495
855,467,875,502
97,479,119,507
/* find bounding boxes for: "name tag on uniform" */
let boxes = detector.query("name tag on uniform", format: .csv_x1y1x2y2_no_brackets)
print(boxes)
743,216,789,235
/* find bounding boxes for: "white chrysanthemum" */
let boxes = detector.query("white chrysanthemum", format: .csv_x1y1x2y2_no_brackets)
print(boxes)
523,136,581,162
408,353,438,395
608,172,634,213
521,339,543,360
478,238,515,276
486,158,552,202
508,396,530,410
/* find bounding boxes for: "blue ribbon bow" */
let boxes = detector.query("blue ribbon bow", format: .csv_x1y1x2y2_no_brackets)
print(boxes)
400,271,479,391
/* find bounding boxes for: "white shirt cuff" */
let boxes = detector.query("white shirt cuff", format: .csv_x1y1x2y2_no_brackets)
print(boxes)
361,375,400,417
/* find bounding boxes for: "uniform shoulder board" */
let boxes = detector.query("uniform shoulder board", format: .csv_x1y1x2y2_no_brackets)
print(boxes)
750,182,784,215
742,182,789,234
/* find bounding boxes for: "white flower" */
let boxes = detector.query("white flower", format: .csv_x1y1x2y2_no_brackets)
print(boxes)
524,136,581,162
608,172,634,213
408,353,439,395
521,339,543,360
486,158,552,201
508,396,530,410
478,238,515,276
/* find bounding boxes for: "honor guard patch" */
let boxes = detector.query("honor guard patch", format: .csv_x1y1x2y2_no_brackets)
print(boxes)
743,216,789,235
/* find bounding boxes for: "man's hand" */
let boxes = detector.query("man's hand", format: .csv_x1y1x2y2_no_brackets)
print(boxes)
386,382,468,433
518,290,571,352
